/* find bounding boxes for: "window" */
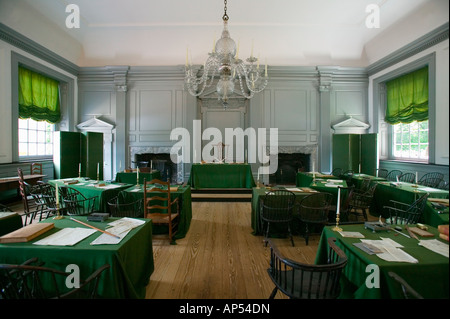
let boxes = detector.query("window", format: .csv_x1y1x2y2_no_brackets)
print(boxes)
385,66,429,162
18,118,54,158
392,120,428,161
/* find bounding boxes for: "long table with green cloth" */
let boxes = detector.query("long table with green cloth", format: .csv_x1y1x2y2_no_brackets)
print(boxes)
188,163,256,189
370,181,449,227
122,184,192,241
49,178,133,213
0,216,154,299
115,170,161,185
315,224,449,299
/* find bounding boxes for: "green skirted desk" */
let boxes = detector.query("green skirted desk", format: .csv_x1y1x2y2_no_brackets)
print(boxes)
188,163,256,189
296,172,348,205
0,216,154,299
315,224,449,299
251,187,311,236
0,212,23,236
115,170,161,185
370,181,449,227
351,173,386,189
123,184,192,241
49,178,133,213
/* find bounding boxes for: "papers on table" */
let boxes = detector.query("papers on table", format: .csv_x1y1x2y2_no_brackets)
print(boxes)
91,218,145,245
418,239,449,258
358,238,418,263
339,231,365,238
285,187,302,192
33,227,96,246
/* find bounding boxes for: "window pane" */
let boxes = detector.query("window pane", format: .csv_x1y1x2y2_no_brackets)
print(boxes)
392,120,428,161
18,118,54,159
19,143,28,156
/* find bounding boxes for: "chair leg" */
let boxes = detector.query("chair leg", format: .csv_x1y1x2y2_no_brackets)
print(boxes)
269,287,278,299
264,222,270,247
287,223,294,247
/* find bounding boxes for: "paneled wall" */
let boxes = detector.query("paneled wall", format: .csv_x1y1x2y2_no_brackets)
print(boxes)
76,65,369,179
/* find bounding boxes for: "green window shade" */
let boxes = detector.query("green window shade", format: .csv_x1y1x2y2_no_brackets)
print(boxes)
18,66,61,123
385,66,428,124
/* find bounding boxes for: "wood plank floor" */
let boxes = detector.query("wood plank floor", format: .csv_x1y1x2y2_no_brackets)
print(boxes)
147,201,320,299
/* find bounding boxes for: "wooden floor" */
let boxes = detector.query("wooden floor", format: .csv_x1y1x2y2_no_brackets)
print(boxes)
147,201,320,299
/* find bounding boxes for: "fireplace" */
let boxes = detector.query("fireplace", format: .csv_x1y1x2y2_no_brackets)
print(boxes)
130,146,184,184
269,153,310,185
266,145,317,186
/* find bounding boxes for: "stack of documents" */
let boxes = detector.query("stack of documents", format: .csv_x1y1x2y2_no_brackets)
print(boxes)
358,238,418,263
91,218,145,245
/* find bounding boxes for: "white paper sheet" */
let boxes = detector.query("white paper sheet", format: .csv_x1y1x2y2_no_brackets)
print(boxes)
33,227,96,246
285,187,302,192
360,238,418,263
339,231,365,238
418,239,449,258
90,218,145,245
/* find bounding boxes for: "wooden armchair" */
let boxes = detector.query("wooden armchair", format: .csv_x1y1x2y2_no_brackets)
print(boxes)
143,179,179,244
267,237,347,299
0,257,110,299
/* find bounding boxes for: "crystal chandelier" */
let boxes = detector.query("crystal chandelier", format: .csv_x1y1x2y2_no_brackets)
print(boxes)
184,0,268,108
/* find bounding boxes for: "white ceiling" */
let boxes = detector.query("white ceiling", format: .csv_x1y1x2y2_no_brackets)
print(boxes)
6,0,449,67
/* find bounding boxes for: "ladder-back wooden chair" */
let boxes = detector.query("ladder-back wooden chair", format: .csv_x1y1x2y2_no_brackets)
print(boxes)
143,179,180,244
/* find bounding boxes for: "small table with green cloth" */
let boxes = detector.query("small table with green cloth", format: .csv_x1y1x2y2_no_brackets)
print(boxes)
370,181,449,227
115,170,161,185
315,224,449,299
48,178,134,213
296,172,338,187
296,172,348,205
0,216,154,299
251,186,312,236
0,212,23,236
188,163,256,189
122,184,192,240
351,173,386,189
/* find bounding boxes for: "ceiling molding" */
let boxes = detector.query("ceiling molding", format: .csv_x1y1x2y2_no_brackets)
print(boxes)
0,22,79,76
367,22,449,76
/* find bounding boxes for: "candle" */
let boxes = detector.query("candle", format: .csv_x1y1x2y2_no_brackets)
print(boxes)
415,172,418,184
312,162,315,173
97,163,99,175
359,164,361,174
78,163,81,176
119,160,122,171
336,187,341,216
55,184,59,206
257,169,260,182
151,160,153,170
137,167,140,183
265,59,268,77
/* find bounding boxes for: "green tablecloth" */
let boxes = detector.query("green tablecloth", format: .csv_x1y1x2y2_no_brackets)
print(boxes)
116,170,161,185
316,225,449,299
370,181,449,227
0,216,154,299
351,173,386,189
0,212,23,236
296,172,348,205
188,163,256,188
123,184,192,240
251,187,311,236
49,178,134,213
424,202,449,227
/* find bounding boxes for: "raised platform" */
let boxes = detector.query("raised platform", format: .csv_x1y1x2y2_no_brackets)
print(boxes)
190,188,252,202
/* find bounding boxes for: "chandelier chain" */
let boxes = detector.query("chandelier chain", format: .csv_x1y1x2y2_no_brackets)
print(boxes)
222,0,229,21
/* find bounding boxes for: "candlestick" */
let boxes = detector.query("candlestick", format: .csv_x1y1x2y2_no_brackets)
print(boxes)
53,185,63,219
265,59,268,77
137,167,140,186
332,187,343,231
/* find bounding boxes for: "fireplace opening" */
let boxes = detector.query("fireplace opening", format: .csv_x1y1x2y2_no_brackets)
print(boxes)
135,153,177,183
269,153,310,185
